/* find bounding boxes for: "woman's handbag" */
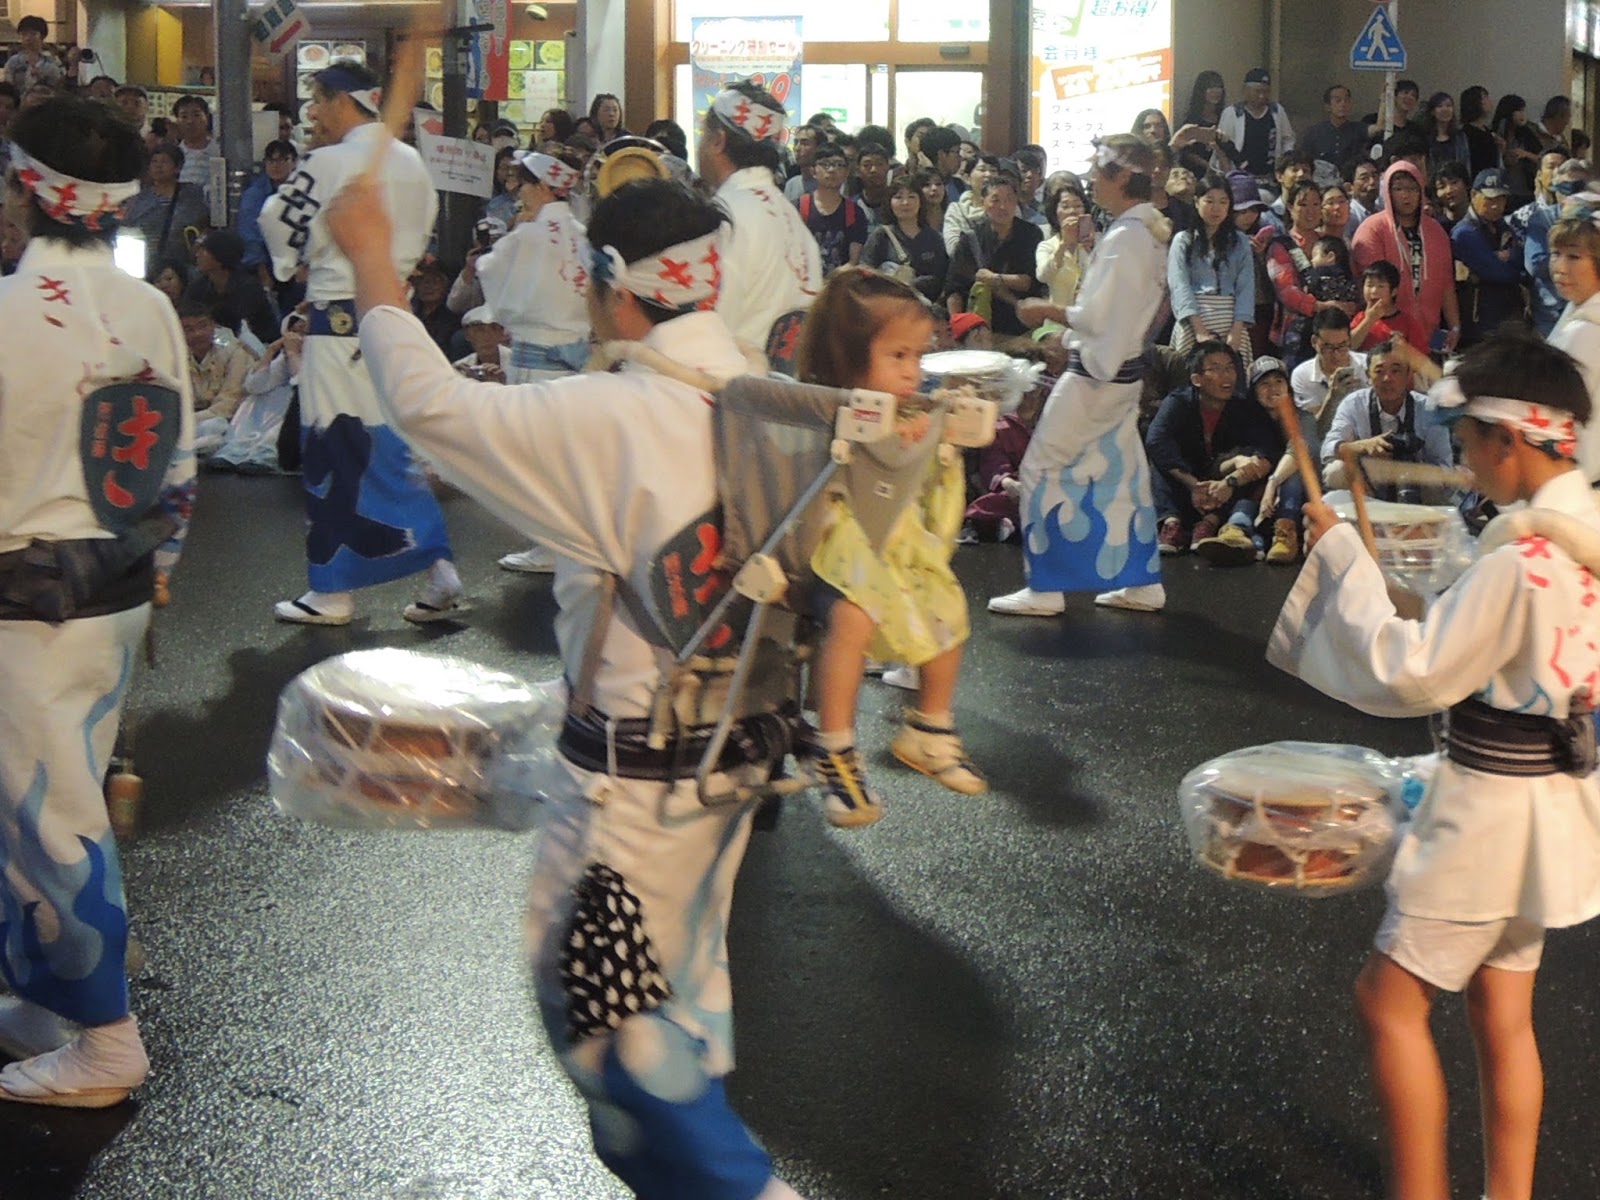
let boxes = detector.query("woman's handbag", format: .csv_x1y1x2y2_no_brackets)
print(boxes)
1171,292,1253,370
879,227,917,286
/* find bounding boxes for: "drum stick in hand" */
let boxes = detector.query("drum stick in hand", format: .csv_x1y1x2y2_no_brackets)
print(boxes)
1338,447,1380,560
363,26,427,181
1271,393,1322,506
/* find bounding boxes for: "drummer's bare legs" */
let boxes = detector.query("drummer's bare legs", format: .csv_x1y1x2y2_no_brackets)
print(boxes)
1355,952,1451,1200
1466,966,1541,1200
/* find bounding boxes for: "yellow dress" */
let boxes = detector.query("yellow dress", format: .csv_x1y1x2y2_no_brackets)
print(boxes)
810,453,970,666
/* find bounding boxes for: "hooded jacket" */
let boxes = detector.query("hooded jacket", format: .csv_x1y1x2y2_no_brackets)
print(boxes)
1350,160,1455,339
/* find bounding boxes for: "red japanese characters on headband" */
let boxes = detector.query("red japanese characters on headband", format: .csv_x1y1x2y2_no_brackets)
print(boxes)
9,147,139,231
710,89,786,142
1092,139,1151,176
588,230,723,313
1428,376,1582,460
514,150,581,197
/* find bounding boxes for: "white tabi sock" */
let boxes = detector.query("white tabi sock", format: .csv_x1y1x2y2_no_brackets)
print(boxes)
0,1015,149,1099
428,558,462,595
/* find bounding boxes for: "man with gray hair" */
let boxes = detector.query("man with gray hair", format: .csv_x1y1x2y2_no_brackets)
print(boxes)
1525,157,1593,335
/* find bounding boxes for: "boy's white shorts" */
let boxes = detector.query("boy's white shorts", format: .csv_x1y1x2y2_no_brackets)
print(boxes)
1375,907,1545,993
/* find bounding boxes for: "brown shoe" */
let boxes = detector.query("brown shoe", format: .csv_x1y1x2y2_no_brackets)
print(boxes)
1265,518,1300,564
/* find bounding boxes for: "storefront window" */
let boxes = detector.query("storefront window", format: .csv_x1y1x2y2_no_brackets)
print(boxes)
897,0,989,44
673,0,888,44
894,70,983,139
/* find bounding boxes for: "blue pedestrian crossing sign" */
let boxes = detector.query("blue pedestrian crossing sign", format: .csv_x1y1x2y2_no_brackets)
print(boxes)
1351,6,1406,70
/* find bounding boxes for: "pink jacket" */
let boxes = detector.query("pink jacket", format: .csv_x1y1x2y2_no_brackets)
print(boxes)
1349,160,1454,340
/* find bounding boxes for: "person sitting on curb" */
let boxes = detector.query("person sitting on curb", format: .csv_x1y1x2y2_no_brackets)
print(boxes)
1145,340,1279,564
1321,338,1454,496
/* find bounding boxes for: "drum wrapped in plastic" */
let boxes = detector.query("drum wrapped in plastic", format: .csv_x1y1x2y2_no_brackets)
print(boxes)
1179,742,1408,896
269,649,564,832
920,350,1043,414
1327,494,1477,596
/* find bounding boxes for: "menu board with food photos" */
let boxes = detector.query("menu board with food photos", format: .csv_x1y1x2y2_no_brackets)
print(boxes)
295,40,367,102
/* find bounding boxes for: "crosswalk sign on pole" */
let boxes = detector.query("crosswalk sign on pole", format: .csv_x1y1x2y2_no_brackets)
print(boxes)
1351,6,1406,71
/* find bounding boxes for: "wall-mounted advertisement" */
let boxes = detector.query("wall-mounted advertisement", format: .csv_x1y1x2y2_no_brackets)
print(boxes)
689,16,804,137
1030,0,1172,175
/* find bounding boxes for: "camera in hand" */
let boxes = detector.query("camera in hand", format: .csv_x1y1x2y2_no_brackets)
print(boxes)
1383,429,1424,461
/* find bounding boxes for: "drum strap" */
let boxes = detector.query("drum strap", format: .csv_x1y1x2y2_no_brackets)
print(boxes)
557,702,802,783
1067,349,1145,385
0,511,174,624
1445,696,1597,778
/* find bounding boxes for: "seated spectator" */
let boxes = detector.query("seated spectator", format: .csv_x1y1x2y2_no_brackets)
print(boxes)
122,143,209,275
1301,85,1367,180
1246,357,1308,563
1146,340,1279,564
183,230,279,348
1320,338,1452,493
485,147,520,224
1168,171,1254,362
148,258,191,307
800,142,867,275
1290,308,1368,432
853,141,894,226
179,299,257,452
949,311,990,348
964,382,1047,544
1351,260,1428,351
453,305,511,380
860,171,948,303
1451,168,1527,346
943,168,1043,337
1524,157,1592,335
1428,161,1472,233
409,257,462,354
942,152,996,253
1165,164,1197,206
239,139,299,281
1036,175,1093,311
1351,161,1461,352
211,316,305,474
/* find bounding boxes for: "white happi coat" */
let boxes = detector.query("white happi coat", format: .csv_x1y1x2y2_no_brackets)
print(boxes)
477,199,590,348
1019,203,1168,592
259,123,436,302
359,303,763,1079
714,166,822,352
1269,469,1600,926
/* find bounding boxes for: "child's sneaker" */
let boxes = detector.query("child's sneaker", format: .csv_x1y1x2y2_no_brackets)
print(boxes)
891,715,987,795
806,744,885,829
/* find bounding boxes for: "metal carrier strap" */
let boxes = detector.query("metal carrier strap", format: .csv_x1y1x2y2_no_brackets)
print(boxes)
1445,696,1597,778
1067,349,1145,385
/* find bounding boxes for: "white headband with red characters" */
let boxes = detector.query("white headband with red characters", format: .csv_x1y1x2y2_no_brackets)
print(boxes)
588,230,723,313
10,147,138,231
710,89,786,142
1429,376,1581,460
514,151,581,197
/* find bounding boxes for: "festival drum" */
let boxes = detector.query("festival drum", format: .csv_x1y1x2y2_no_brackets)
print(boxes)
920,349,1042,413
1179,742,1406,896
269,649,562,830
1329,496,1477,596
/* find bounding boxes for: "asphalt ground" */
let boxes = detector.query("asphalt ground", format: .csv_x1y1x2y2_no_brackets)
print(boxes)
3,472,1598,1200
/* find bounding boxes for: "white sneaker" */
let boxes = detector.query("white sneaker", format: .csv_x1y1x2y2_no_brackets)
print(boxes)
987,587,1065,616
1093,583,1166,612
881,665,920,691
0,1015,148,1109
498,547,557,574
273,591,353,625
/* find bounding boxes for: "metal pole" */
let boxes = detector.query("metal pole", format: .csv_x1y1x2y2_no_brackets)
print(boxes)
1383,0,1398,140
436,0,475,268
214,0,254,226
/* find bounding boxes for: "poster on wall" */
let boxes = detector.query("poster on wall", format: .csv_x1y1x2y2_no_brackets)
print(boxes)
468,0,511,102
689,16,803,139
1030,0,1172,175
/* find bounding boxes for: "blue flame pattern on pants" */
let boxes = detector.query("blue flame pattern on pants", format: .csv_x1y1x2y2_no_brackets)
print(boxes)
0,606,145,1027
1019,374,1162,593
525,758,777,1200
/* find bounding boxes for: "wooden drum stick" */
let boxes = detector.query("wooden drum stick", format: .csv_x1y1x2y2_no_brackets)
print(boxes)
1271,392,1323,506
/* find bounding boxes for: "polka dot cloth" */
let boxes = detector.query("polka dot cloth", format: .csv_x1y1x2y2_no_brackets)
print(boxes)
560,862,672,1042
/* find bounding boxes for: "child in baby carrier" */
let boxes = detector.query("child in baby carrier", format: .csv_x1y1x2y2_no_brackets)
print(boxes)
795,268,986,827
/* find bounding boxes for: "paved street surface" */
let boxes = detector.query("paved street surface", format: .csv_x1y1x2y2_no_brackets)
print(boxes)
4,473,1598,1200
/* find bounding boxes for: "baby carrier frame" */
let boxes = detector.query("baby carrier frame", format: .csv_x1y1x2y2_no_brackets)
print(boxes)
573,340,997,808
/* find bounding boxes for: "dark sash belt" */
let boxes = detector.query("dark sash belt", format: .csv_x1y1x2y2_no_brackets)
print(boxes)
1067,349,1145,385
307,299,359,338
1446,696,1597,778
557,705,799,782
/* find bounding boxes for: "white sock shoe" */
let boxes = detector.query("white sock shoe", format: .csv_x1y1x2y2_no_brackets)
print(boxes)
0,997,78,1060
0,1015,148,1109
428,558,462,594
986,587,1065,616
274,589,353,625
1093,583,1166,612
756,1180,808,1200
405,561,469,623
